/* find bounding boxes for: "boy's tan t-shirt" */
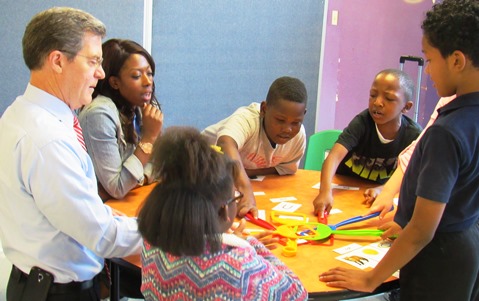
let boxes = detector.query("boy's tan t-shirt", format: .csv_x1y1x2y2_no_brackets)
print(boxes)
202,102,306,175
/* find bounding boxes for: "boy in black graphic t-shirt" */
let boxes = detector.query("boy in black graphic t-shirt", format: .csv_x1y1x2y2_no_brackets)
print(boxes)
313,69,422,217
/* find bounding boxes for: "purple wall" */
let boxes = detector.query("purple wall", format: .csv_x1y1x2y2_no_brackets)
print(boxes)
317,0,439,132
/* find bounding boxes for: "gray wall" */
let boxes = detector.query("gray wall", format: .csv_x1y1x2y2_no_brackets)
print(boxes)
0,1,325,147
0,0,143,115
152,1,324,139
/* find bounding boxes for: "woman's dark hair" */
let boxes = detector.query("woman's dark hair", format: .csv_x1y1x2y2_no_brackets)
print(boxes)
93,39,160,143
137,127,237,256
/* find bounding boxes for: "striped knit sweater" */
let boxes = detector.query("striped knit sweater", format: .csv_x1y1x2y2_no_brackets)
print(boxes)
141,233,307,300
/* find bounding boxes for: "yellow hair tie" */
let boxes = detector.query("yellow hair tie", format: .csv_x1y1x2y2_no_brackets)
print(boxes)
210,145,224,154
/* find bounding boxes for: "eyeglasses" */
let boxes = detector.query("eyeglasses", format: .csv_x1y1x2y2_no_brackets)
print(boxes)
60,50,103,68
225,190,243,206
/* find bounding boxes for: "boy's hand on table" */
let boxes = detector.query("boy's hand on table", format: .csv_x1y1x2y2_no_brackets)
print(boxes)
362,187,381,207
378,221,402,240
236,191,258,218
313,190,333,218
367,194,395,219
319,267,376,293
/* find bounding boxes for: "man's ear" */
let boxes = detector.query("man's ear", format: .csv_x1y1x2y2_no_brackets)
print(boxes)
109,76,120,89
402,100,413,113
260,101,267,117
48,50,65,74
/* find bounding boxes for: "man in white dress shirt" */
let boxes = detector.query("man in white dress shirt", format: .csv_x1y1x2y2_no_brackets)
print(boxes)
0,7,142,301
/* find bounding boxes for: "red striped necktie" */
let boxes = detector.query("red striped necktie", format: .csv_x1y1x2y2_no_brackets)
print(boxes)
73,115,110,281
73,115,87,151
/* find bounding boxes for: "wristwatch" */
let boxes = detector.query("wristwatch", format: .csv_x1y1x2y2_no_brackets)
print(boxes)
138,141,153,155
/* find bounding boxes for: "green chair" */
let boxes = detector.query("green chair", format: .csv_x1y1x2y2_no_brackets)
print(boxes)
304,129,342,171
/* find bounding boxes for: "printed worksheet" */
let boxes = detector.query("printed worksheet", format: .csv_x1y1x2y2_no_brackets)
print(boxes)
334,241,399,278
272,202,302,212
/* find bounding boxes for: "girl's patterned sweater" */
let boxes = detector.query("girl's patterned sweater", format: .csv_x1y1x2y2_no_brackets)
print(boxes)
141,233,308,300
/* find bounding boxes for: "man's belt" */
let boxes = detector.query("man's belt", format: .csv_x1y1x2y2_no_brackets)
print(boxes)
12,265,94,294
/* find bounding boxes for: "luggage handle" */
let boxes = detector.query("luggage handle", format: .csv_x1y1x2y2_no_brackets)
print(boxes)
399,55,424,66
399,55,424,123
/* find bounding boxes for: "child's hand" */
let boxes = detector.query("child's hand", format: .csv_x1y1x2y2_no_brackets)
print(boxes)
362,188,381,207
367,193,395,219
313,190,333,217
236,191,258,218
231,220,279,250
232,219,247,237
378,221,402,240
253,231,279,250
319,267,377,293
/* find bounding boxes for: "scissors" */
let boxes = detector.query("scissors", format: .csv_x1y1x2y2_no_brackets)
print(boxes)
244,212,276,230
275,222,384,241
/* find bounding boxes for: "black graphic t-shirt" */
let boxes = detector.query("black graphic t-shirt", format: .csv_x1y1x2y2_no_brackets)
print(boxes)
336,109,422,184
